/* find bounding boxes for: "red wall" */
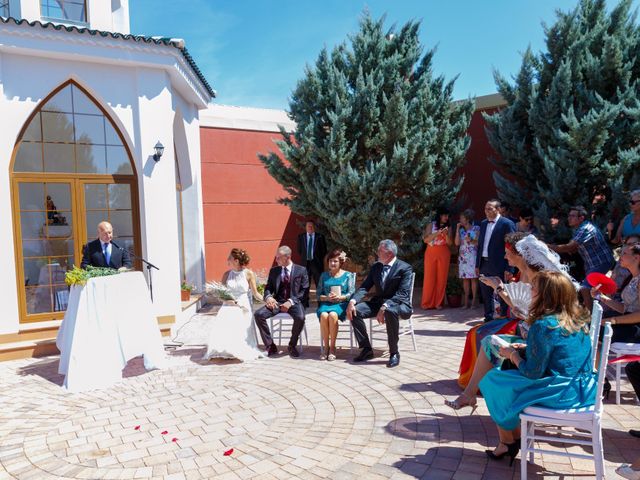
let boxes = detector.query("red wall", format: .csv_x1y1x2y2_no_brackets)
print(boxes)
456,106,501,215
200,127,302,281
199,106,503,280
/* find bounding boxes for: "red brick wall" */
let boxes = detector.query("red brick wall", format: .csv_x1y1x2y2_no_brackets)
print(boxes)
199,105,503,280
200,127,302,281
456,107,501,215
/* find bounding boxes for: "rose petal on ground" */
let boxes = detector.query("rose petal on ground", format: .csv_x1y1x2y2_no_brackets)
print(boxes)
223,448,234,456
161,430,168,435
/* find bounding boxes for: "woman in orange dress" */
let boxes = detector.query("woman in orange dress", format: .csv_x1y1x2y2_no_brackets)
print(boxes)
421,208,451,309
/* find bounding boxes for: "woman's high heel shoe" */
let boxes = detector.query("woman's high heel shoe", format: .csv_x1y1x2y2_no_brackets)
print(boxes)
444,393,478,415
603,378,611,400
486,441,520,466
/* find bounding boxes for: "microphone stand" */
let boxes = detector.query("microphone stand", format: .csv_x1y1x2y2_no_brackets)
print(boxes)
112,242,159,302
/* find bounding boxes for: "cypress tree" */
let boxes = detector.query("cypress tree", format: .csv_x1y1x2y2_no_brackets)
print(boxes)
260,12,473,267
485,0,640,240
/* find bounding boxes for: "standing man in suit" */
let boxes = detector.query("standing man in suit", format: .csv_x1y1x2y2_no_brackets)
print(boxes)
346,239,413,368
297,220,327,289
81,221,132,269
475,200,516,322
254,246,310,358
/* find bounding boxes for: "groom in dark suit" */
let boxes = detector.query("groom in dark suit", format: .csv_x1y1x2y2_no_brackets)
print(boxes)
346,239,413,368
254,246,310,358
475,199,516,322
81,221,132,269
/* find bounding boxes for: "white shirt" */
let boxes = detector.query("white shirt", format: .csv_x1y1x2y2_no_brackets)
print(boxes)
482,214,501,258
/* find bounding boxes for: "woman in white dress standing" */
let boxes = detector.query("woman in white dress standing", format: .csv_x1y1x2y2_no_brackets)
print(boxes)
204,249,265,361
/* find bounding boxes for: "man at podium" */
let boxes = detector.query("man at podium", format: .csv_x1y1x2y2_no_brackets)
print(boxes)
81,221,132,269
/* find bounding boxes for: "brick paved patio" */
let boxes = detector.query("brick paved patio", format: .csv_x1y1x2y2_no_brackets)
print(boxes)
0,307,638,479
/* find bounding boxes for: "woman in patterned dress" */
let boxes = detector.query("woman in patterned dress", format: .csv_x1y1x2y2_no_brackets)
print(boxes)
455,209,480,308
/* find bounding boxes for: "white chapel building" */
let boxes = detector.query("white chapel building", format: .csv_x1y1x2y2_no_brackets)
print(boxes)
0,0,213,354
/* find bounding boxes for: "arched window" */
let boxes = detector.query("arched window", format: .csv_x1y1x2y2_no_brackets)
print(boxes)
11,81,140,323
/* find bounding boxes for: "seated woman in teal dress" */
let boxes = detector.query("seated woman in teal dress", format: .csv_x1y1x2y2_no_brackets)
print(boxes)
317,249,355,361
479,271,597,466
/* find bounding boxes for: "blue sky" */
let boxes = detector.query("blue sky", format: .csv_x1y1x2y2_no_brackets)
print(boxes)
131,1,638,110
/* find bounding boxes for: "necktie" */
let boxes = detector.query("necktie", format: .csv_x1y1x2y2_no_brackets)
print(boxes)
381,264,391,285
307,234,313,260
103,243,111,266
283,267,291,299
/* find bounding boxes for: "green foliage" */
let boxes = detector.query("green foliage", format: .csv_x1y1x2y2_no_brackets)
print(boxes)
65,265,119,286
445,268,464,296
485,0,640,242
259,12,473,268
181,281,194,292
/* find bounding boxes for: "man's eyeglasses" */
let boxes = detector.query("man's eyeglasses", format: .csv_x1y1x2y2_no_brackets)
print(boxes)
630,199,640,205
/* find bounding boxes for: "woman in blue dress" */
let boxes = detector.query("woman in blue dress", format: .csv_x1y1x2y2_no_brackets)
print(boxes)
479,271,597,465
317,249,355,361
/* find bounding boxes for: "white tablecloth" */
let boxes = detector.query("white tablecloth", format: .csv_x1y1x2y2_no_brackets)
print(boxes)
56,271,167,392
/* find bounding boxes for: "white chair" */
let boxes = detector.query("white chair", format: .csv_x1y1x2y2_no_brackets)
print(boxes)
54,289,69,311
589,300,603,370
269,312,309,352
519,322,613,480
610,341,640,404
368,272,417,352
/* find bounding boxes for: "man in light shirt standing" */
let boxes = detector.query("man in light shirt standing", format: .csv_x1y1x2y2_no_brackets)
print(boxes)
475,200,516,322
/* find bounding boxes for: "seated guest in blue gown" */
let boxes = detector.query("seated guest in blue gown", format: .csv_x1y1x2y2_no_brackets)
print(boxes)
479,271,597,465
317,249,354,361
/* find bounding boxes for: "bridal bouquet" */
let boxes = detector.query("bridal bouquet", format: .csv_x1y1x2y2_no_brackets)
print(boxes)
205,281,237,302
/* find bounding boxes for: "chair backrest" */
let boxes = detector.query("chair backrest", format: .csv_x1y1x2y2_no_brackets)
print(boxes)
348,271,356,295
408,272,416,305
55,289,69,311
590,300,603,370
594,322,613,413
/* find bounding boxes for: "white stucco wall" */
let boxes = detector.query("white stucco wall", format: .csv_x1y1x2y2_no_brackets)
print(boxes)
0,25,210,333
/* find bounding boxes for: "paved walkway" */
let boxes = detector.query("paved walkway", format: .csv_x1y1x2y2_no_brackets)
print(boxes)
0,307,638,480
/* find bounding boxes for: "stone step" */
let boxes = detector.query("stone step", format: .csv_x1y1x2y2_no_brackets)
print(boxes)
0,319,174,362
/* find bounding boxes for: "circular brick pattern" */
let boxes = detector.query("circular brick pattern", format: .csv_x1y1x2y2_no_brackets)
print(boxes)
0,309,633,479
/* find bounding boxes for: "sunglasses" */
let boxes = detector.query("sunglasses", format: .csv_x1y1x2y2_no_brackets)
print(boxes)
630,199,640,205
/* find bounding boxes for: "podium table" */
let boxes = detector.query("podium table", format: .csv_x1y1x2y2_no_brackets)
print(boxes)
56,271,167,392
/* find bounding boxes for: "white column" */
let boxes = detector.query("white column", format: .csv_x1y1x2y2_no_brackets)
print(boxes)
134,69,181,321
0,53,32,333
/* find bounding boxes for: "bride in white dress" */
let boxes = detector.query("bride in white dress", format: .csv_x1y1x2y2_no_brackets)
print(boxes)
204,249,265,361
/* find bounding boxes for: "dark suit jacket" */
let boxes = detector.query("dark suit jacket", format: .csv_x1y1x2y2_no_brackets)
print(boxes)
263,263,309,306
351,259,413,317
80,239,132,269
297,232,327,266
475,216,516,275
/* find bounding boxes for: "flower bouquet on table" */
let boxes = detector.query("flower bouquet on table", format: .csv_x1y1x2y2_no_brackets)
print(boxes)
206,281,247,312
65,265,120,287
